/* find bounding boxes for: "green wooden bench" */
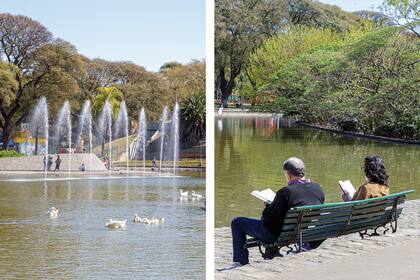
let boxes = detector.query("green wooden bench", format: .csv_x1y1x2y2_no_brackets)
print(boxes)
245,190,415,258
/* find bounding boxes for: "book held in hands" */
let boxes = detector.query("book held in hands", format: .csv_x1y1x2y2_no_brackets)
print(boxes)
251,188,276,204
339,180,356,201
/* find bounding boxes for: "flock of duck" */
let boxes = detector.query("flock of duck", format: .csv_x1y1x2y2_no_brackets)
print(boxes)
179,189,203,199
45,189,204,230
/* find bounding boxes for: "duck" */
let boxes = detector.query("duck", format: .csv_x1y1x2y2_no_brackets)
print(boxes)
144,217,165,224
133,214,143,223
179,189,188,197
133,214,148,223
46,207,59,218
105,219,127,229
191,191,203,199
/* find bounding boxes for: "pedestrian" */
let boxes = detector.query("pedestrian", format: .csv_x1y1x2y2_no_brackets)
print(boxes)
43,156,47,171
54,155,61,171
47,155,53,171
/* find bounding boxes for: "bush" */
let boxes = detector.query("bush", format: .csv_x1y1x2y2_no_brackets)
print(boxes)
0,150,24,157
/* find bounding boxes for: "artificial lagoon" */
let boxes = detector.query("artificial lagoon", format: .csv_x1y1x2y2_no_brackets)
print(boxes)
0,175,205,279
215,115,420,228
0,97,205,279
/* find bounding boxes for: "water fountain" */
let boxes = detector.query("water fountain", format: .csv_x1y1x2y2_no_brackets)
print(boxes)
97,100,113,174
159,106,169,174
76,100,93,174
25,97,181,178
115,101,129,174
30,97,49,177
170,102,179,175
139,108,147,173
55,101,72,177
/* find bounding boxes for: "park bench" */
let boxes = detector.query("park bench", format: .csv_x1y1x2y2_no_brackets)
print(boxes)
245,190,415,259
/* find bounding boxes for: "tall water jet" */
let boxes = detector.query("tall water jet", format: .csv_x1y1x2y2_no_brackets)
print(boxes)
115,101,129,175
97,100,112,173
139,108,147,173
159,106,169,174
170,102,180,175
55,101,72,177
76,100,93,174
30,97,49,177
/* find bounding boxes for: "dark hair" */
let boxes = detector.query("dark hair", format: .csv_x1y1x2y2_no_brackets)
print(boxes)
283,157,305,177
364,155,389,186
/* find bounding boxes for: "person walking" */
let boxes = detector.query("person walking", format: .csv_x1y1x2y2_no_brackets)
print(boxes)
47,155,53,171
54,155,61,171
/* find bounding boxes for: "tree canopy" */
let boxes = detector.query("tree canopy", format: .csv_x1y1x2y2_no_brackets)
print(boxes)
0,12,205,149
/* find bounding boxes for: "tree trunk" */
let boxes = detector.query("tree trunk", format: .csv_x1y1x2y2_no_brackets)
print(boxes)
35,128,39,155
1,124,11,150
218,67,237,103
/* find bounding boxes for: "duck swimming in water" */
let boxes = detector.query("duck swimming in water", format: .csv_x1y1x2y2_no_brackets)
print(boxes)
105,219,127,229
47,207,59,218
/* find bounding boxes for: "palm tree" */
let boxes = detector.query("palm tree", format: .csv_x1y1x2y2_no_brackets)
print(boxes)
180,90,205,147
91,86,124,156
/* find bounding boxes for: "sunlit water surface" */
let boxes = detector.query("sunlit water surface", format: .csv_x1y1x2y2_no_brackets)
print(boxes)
0,174,205,279
215,116,420,227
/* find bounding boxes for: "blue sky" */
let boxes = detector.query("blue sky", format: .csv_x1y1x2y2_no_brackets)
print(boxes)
0,0,205,72
319,0,383,12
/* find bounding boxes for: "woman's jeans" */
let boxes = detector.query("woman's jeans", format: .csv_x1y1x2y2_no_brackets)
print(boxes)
231,217,276,265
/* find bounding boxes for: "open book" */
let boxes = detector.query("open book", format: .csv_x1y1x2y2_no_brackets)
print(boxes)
339,180,356,201
251,188,276,204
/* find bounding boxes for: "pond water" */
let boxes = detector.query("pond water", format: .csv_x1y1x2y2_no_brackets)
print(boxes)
215,116,420,228
0,174,205,279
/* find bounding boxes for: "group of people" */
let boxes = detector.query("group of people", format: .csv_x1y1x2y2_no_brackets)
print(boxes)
43,155,61,171
231,155,390,266
42,154,87,172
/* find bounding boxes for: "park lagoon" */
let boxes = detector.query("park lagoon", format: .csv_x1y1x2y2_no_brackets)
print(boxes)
0,174,205,279
215,115,420,227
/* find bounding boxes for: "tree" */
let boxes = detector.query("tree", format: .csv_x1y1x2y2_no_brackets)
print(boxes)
382,0,420,38
161,60,205,101
91,86,124,120
0,13,83,150
180,90,206,147
215,0,288,102
247,26,342,89
265,26,419,139
91,86,124,156
215,0,366,102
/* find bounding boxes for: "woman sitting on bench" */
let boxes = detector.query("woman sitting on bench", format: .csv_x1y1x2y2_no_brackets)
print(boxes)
343,155,390,201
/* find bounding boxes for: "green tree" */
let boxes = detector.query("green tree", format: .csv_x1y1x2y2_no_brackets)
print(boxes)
180,90,206,147
247,26,343,89
215,0,288,102
382,0,420,38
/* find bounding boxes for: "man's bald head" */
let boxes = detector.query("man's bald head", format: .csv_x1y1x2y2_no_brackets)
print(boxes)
283,157,305,178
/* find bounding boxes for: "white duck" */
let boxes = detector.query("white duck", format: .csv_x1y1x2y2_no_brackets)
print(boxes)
105,219,127,229
191,191,203,199
179,189,189,197
133,214,143,223
46,207,59,218
144,217,165,224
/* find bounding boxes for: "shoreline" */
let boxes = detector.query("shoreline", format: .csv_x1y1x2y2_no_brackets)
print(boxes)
297,122,420,146
215,199,420,279
214,110,419,145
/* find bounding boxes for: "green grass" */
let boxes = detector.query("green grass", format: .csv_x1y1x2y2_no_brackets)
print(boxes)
0,150,24,157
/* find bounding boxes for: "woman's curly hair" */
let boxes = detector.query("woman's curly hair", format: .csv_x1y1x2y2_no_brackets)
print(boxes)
364,155,389,186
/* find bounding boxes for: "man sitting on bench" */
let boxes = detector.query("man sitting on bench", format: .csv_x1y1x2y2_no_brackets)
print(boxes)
230,157,325,265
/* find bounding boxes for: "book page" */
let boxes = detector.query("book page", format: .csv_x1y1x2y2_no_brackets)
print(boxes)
339,180,356,200
251,188,276,203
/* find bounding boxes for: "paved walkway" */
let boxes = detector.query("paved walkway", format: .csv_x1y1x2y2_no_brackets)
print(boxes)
215,200,420,279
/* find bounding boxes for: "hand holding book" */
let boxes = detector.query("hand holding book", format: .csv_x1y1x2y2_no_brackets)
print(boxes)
339,180,356,201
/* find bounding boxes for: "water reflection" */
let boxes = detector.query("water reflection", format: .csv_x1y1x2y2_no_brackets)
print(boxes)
216,116,420,227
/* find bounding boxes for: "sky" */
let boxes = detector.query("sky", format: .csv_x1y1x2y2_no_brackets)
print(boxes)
318,0,383,12
0,0,205,72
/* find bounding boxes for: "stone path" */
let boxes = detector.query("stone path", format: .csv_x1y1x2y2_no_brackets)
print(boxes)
215,200,420,279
